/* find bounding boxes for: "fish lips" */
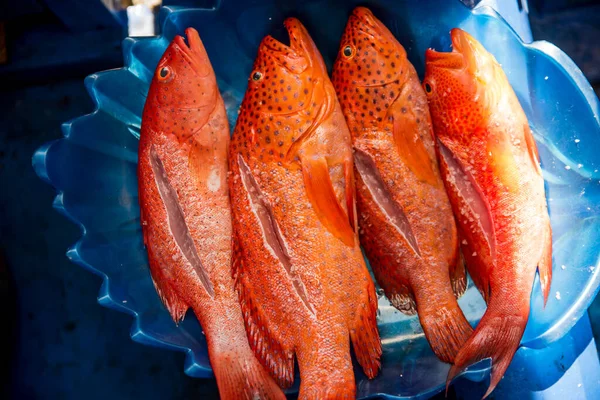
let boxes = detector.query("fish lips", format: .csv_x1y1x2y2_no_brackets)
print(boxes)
171,27,212,77
260,18,325,74
425,28,487,72
348,7,396,47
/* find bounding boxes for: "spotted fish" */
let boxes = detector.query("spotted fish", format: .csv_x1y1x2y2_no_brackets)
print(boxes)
229,18,382,399
332,7,473,363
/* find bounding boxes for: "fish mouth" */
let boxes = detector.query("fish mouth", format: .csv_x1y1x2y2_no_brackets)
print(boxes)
260,18,324,74
425,28,472,71
350,7,393,43
173,28,212,77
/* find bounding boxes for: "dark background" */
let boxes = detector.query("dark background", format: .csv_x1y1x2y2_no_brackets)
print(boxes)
1,0,599,399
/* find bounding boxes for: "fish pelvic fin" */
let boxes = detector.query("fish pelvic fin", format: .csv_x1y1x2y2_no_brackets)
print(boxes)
349,277,382,379
450,251,468,299
209,345,286,400
446,308,528,398
538,220,553,306
414,284,473,364
231,230,296,389
388,287,417,315
301,156,356,246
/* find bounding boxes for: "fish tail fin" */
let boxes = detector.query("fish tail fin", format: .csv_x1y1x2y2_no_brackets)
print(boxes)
414,284,473,363
210,344,286,400
538,220,553,306
349,279,382,378
447,305,528,398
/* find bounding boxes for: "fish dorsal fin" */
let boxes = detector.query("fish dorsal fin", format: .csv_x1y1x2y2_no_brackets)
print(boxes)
301,155,355,246
231,231,296,388
149,146,215,298
391,107,438,186
354,148,420,256
237,154,315,315
437,140,496,263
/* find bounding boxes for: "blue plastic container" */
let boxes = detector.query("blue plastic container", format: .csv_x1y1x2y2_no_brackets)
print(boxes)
33,0,600,398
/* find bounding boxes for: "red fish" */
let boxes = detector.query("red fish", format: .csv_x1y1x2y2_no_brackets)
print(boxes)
229,18,382,399
424,28,552,397
138,28,285,400
331,7,473,363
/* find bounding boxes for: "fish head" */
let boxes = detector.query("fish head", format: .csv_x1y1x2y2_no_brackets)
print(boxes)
332,7,409,123
147,28,218,128
423,28,504,138
245,18,327,118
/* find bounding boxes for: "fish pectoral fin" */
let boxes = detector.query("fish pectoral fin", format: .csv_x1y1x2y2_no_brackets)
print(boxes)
301,156,355,246
349,278,382,379
391,109,438,186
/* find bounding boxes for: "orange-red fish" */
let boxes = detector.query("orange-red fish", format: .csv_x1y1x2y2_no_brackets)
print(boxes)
229,18,382,399
424,28,552,397
138,28,285,400
332,7,473,363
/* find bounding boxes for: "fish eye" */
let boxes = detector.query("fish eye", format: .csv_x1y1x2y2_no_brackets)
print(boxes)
158,66,171,80
424,82,433,94
252,71,263,81
343,45,353,58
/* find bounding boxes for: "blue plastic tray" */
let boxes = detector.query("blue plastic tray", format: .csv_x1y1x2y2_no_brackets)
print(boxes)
33,0,600,398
